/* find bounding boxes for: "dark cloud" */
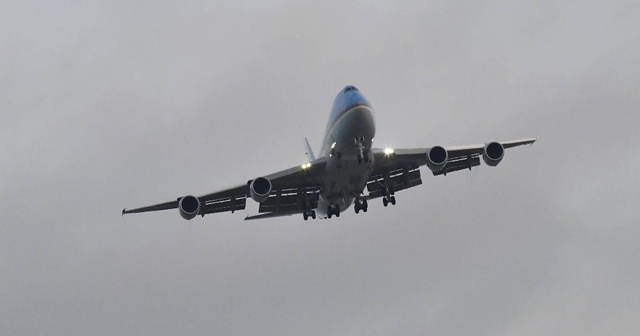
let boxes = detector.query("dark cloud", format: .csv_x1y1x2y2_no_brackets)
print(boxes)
2,0,639,335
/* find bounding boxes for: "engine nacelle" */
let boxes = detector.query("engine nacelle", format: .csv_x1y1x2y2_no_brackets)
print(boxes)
178,195,201,220
426,146,448,172
250,177,272,203
483,142,505,167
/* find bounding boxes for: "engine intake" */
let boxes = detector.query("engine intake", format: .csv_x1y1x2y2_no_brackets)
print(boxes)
250,177,272,203
483,142,505,166
426,146,448,172
179,195,201,220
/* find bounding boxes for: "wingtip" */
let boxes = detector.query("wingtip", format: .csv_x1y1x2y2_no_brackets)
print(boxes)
122,208,126,216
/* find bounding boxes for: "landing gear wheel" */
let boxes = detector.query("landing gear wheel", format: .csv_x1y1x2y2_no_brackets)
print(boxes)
383,198,389,207
390,196,396,205
356,199,368,214
303,212,309,221
328,205,340,218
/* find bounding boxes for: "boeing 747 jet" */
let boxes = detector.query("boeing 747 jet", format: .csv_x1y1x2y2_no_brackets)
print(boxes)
123,86,537,221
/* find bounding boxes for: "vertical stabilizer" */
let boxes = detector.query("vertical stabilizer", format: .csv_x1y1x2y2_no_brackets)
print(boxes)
304,137,316,161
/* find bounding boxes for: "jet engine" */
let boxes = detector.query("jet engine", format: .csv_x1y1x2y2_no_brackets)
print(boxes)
483,142,505,167
179,195,201,220
426,146,448,172
250,177,272,203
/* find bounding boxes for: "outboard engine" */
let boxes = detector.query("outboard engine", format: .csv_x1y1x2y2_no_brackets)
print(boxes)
483,142,505,166
426,146,448,172
250,177,272,203
179,195,201,220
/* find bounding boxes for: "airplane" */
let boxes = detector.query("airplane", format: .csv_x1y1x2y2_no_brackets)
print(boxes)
122,85,537,221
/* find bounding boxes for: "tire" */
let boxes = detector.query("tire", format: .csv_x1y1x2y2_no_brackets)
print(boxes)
390,196,396,205
383,198,388,207
303,212,308,221
311,211,316,219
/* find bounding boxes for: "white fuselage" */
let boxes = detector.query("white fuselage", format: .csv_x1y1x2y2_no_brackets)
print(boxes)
315,86,376,216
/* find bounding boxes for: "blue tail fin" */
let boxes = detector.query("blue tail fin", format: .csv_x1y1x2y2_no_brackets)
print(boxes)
304,137,316,161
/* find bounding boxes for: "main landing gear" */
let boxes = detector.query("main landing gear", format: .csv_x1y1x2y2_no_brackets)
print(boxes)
303,210,316,221
382,195,396,207
354,199,368,214
327,204,341,219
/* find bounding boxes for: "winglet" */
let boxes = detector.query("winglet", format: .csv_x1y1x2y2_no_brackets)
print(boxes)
304,137,316,161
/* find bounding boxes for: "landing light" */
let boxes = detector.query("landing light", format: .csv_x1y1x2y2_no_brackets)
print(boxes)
301,162,312,170
331,142,336,149
384,147,395,155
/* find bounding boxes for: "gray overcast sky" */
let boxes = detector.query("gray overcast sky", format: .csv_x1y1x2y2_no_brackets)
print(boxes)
2,0,640,335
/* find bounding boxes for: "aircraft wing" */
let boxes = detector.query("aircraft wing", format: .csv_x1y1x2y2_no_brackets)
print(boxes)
366,137,537,200
122,157,327,219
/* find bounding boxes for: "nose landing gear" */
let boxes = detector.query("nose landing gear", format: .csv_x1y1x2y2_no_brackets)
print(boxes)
355,136,369,164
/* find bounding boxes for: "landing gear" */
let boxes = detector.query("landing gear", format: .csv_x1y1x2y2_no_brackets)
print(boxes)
382,195,396,207
299,187,316,221
354,199,368,214
303,210,317,221
327,204,340,218
355,136,369,164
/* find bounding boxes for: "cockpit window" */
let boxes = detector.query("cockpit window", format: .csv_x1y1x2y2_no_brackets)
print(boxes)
343,86,358,93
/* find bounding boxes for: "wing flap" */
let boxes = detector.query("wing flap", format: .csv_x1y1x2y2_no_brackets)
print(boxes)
201,196,247,215
244,211,300,221
366,168,422,200
433,156,481,176
258,188,320,213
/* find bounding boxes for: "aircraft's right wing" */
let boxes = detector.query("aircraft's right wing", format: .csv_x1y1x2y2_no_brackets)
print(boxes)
366,137,537,200
122,157,327,220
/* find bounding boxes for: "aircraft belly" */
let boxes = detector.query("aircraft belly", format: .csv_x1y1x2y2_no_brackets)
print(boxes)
316,105,375,216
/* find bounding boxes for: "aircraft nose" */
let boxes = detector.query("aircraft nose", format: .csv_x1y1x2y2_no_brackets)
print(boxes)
344,90,369,110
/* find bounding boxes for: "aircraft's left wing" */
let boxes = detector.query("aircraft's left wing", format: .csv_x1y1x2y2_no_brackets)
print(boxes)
366,137,537,200
122,157,327,220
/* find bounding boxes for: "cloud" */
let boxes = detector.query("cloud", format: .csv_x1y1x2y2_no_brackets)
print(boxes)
2,0,639,335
